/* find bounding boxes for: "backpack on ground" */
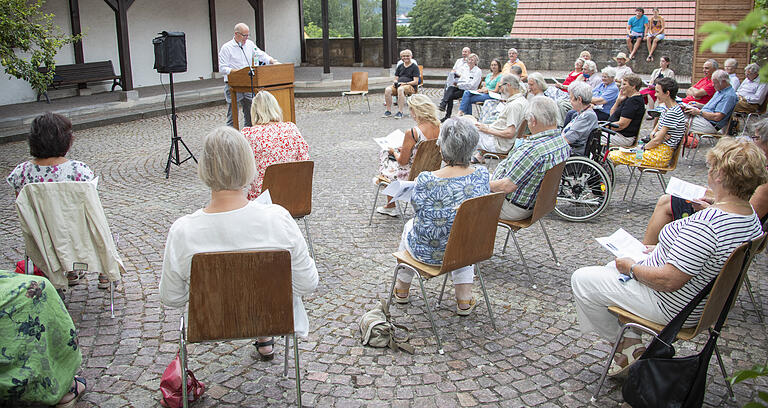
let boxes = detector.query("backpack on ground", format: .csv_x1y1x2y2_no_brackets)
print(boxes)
359,300,414,354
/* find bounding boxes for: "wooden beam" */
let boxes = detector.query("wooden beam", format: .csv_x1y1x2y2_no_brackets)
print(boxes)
298,0,307,63
321,0,330,73
389,0,397,63
255,0,265,50
68,0,84,65
115,0,133,90
352,0,361,63
208,0,218,72
381,0,392,67
102,0,117,12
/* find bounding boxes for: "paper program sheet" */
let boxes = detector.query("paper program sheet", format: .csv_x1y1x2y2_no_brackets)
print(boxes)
595,228,648,262
665,177,707,204
382,180,416,204
374,129,405,150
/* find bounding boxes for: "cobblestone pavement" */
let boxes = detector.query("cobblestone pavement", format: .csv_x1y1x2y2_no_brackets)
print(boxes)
0,93,766,408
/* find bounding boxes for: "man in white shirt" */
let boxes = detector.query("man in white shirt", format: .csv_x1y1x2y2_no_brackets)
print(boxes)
218,23,278,128
735,63,768,114
439,53,482,121
724,58,741,90
612,52,633,81
444,46,470,87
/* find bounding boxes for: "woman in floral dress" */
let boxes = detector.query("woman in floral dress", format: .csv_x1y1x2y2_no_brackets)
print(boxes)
0,271,85,406
242,91,310,200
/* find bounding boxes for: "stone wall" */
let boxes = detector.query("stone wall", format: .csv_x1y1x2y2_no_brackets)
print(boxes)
306,37,694,77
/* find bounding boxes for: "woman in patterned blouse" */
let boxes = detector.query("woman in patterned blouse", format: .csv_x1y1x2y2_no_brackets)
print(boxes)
242,91,310,200
391,118,491,315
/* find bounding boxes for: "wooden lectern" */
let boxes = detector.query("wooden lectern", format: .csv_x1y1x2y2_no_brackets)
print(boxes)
227,63,295,129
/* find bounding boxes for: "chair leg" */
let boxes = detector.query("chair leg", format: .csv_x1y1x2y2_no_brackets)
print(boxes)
110,281,115,319
437,274,449,306
415,273,444,354
743,275,764,323
284,335,289,377
656,173,667,192
387,265,402,314
24,255,32,275
293,333,302,407
498,223,512,253
476,264,496,331
302,217,315,259
539,220,560,266
510,231,534,285
365,94,371,112
369,182,384,225
396,201,406,228
622,167,637,201
180,316,189,408
713,337,735,399
629,170,645,204
592,322,658,403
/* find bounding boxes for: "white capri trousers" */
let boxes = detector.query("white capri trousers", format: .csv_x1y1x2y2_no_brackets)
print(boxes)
477,131,503,153
690,115,719,134
571,261,669,340
397,219,475,285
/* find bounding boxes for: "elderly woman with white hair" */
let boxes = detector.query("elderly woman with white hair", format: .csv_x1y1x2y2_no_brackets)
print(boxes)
160,126,318,361
576,60,601,89
527,72,569,126
562,81,598,156
590,66,620,121
391,118,490,315
241,90,309,200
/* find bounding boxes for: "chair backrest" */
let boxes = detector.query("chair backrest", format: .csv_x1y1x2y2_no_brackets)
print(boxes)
407,138,442,181
584,127,604,162
515,119,528,140
350,72,368,92
441,192,506,273
529,161,567,224
690,232,767,336
262,161,314,217
418,65,424,85
728,231,768,313
665,140,685,171
187,250,294,343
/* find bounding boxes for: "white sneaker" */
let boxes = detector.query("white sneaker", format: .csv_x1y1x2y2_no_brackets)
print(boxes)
376,206,399,217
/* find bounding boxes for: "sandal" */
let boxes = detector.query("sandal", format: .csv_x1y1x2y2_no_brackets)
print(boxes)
254,338,275,361
56,376,86,408
456,297,477,316
67,271,85,287
393,287,410,304
97,273,110,289
607,343,645,377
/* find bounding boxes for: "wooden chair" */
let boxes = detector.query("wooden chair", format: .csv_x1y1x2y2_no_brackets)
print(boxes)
369,138,442,226
591,231,768,402
621,138,685,206
497,161,565,286
180,250,301,407
741,219,768,323
341,72,370,112
262,161,315,259
387,192,506,354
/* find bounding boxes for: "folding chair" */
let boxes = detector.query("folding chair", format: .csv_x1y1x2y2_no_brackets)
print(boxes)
497,161,565,286
734,96,768,137
369,138,442,226
741,219,768,323
621,140,685,205
387,192,505,354
181,250,301,407
15,181,124,317
341,72,370,112
591,232,768,402
262,161,316,259
686,114,733,164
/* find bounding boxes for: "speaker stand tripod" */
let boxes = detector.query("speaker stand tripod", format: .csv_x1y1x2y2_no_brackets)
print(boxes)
164,72,197,179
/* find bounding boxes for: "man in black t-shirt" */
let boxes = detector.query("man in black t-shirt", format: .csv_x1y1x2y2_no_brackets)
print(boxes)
605,74,646,146
383,49,420,119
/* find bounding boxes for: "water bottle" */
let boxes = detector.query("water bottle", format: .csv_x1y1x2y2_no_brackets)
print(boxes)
635,141,645,163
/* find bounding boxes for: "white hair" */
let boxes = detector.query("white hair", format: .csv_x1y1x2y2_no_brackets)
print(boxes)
725,58,738,68
525,96,559,127
439,118,479,166
712,69,730,86
500,73,521,90
569,81,593,104
250,91,283,124
527,72,549,93
582,60,597,74
198,126,256,191
601,66,617,78
746,63,760,74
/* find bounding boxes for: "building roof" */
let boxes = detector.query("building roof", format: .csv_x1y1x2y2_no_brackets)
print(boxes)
509,0,696,39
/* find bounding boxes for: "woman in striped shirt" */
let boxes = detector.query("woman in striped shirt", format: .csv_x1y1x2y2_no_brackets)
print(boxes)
572,137,767,376
608,77,685,167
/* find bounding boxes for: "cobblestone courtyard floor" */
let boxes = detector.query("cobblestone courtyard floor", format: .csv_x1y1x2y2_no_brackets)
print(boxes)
1,92,766,407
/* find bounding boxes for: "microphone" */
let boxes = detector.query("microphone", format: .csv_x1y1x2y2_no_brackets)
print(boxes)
239,43,254,76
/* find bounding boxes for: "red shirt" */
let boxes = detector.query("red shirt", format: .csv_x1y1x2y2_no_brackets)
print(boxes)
562,70,581,87
682,77,716,104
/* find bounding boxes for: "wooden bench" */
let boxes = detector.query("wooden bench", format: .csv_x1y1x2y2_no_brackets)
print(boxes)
37,61,123,103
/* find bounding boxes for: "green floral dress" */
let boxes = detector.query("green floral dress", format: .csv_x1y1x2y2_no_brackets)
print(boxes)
0,271,81,404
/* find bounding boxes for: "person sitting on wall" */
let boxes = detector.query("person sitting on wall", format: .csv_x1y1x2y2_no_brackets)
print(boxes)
735,63,768,114
645,7,666,62
502,48,528,81
682,59,718,105
626,7,649,60
383,49,420,119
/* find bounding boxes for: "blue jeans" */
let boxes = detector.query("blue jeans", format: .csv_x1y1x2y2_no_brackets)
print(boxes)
459,91,492,115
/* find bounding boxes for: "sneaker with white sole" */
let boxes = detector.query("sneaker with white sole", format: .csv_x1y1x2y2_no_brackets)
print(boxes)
376,206,399,217
382,111,392,118
394,112,403,119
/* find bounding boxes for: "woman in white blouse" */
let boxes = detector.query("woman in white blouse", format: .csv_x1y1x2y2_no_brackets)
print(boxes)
159,126,318,361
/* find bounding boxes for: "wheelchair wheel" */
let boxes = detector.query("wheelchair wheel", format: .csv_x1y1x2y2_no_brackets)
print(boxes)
554,156,612,222
601,159,615,188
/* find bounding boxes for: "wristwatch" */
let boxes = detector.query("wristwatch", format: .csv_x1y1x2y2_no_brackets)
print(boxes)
629,263,638,280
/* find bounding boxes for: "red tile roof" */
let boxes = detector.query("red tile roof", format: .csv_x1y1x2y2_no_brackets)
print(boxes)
509,0,696,39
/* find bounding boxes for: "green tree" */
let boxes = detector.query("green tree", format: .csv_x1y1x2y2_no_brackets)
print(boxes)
409,0,468,36
489,0,517,36
0,0,82,95
396,24,412,37
303,0,382,38
700,8,768,81
450,13,487,37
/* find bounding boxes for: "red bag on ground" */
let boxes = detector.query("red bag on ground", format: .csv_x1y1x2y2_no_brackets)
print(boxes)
159,353,205,407
684,132,699,149
15,261,45,277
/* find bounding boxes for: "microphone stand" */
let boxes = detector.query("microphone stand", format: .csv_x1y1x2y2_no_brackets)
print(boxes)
164,71,197,178
240,44,256,104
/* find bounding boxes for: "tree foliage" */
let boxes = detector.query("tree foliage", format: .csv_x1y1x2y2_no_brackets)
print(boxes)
0,0,82,94
450,14,487,37
488,0,517,37
699,8,768,82
303,0,383,38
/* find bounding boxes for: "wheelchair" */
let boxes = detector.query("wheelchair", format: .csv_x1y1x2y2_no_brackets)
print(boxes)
553,124,620,222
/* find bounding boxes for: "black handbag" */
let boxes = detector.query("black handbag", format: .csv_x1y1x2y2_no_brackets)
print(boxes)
622,242,753,408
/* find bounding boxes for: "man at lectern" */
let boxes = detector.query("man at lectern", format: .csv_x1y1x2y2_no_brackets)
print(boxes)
219,23,278,127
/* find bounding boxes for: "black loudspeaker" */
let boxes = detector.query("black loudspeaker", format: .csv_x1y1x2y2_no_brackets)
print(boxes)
153,31,187,73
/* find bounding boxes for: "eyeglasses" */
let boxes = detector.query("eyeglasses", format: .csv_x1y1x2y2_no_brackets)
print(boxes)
236,32,249,38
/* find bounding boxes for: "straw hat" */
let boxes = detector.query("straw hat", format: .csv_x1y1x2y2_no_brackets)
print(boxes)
613,52,628,62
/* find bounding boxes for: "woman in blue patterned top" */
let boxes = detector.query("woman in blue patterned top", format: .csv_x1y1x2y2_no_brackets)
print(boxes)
392,118,491,315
